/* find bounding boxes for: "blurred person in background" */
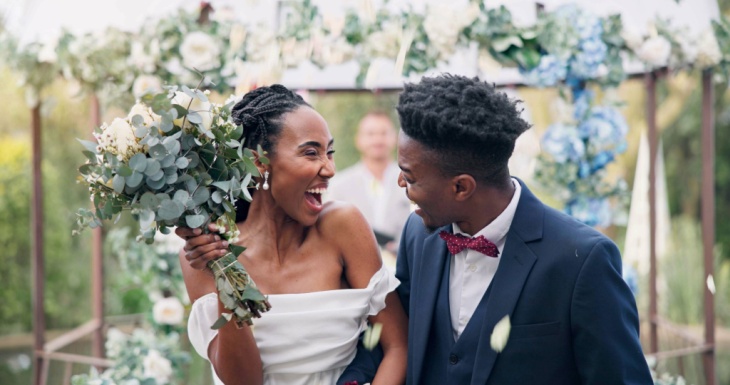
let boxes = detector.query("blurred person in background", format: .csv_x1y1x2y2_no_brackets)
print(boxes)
327,111,412,266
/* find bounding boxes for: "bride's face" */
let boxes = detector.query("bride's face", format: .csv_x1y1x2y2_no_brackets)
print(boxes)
267,106,335,226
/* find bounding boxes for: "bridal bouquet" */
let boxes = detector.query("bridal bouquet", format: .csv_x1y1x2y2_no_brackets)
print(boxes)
76,85,270,328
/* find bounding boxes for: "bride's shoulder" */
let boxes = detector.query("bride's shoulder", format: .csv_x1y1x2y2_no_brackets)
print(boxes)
317,201,370,233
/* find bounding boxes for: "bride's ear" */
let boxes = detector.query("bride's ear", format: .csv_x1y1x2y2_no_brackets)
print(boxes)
251,149,267,178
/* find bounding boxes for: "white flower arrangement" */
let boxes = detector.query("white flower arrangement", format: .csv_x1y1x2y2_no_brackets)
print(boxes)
152,297,185,326
179,31,221,72
132,75,163,100
636,35,672,68
423,3,479,60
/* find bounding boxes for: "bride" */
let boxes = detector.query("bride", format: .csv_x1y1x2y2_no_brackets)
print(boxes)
175,84,407,385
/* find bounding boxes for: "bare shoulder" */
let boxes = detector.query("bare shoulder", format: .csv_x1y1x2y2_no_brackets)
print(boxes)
318,201,370,234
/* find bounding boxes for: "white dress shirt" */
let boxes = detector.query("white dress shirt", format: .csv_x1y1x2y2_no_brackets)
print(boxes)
449,179,522,340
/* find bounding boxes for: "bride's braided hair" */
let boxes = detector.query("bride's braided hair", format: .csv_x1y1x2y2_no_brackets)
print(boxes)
231,84,310,154
230,85,310,222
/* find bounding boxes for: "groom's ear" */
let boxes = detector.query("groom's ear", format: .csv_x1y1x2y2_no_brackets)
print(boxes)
452,174,476,202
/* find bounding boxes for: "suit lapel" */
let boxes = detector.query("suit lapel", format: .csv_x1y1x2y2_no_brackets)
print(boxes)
411,226,450,385
471,180,544,385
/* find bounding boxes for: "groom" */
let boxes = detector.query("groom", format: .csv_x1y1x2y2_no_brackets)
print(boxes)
341,74,653,384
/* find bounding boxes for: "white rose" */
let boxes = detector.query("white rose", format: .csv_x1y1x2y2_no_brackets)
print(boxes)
280,37,313,68
620,26,645,52
490,315,511,353
153,296,185,325
172,91,213,132
132,75,163,100
365,21,402,58
37,41,57,64
128,102,161,127
636,35,671,67
696,28,722,68
674,31,698,65
142,349,173,385
129,41,156,73
180,31,221,72
424,4,479,59
103,118,141,161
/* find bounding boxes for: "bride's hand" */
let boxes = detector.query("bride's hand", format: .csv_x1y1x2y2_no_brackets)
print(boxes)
175,224,229,270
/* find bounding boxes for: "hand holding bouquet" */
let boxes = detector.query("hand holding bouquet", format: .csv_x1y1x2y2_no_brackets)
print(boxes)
76,85,270,328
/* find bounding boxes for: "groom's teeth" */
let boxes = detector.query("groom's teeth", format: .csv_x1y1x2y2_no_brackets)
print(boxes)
306,188,326,194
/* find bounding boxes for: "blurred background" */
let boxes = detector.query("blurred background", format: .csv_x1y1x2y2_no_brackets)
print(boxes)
1,0,730,384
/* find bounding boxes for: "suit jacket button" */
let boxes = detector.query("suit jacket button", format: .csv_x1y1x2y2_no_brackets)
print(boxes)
449,354,459,365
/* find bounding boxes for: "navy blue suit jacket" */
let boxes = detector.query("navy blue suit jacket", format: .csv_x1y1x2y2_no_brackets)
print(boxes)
393,180,652,384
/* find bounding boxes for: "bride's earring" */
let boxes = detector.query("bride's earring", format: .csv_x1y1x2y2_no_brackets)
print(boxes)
262,171,270,191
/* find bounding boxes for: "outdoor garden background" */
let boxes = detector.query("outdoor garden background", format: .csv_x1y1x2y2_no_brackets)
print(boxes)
1,0,730,384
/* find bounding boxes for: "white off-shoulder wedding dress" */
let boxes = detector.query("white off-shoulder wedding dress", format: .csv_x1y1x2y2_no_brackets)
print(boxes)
187,265,399,385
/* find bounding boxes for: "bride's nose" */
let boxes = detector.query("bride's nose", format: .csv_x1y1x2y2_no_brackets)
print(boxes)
320,157,335,179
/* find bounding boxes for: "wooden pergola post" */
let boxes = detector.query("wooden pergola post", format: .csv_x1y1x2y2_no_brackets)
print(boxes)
30,100,46,385
701,68,716,385
645,70,659,354
90,94,105,362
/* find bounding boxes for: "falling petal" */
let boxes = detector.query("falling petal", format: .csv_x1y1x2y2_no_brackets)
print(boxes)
490,315,511,353
394,27,415,77
707,274,716,295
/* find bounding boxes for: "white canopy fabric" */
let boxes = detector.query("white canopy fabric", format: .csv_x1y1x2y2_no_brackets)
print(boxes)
1,0,721,89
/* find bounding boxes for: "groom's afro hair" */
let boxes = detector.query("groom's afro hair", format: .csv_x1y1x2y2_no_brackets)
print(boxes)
396,74,531,184
231,84,310,154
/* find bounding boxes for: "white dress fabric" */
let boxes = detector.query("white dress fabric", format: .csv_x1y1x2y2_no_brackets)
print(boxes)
188,265,399,385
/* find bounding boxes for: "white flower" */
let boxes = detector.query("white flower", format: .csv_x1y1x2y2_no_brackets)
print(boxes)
245,24,277,63
673,31,698,65
142,349,173,385
364,20,402,58
180,32,221,72
212,5,236,23
280,37,313,68
128,102,161,127
696,28,722,68
490,315,511,353
153,297,185,325
132,75,163,100
100,118,142,161
636,35,672,67
153,231,186,255
620,26,645,51
129,41,157,73
172,91,213,132
37,41,57,64
423,4,479,59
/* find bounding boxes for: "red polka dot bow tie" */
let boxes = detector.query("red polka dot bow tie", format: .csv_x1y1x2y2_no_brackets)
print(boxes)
439,231,500,257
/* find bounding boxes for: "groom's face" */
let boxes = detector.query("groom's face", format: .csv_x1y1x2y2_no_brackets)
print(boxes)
397,132,455,232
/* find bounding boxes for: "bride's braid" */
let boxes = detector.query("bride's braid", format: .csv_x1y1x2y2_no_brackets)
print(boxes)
230,85,310,222
231,84,310,153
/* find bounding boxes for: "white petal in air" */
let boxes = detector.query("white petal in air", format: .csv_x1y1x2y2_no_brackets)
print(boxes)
490,315,511,353
707,274,716,295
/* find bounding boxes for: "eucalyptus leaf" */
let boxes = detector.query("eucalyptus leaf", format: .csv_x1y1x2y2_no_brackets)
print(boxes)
157,199,185,221
185,214,206,228
149,144,167,159
77,139,99,153
126,171,144,188
117,164,133,177
211,190,223,204
211,315,230,330
112,174,125,194
139,209,155,231
129,153,148,172
82,150,98,163
146,175,166,190
161,154,176,168
229,244,246,257
187,111,203,124
148,169,165,182
144,159,161,176
492,35,523,52
175,157,190,169
212,181,231,191
134,124,149,138
193,187,211,205
140,192,159,209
